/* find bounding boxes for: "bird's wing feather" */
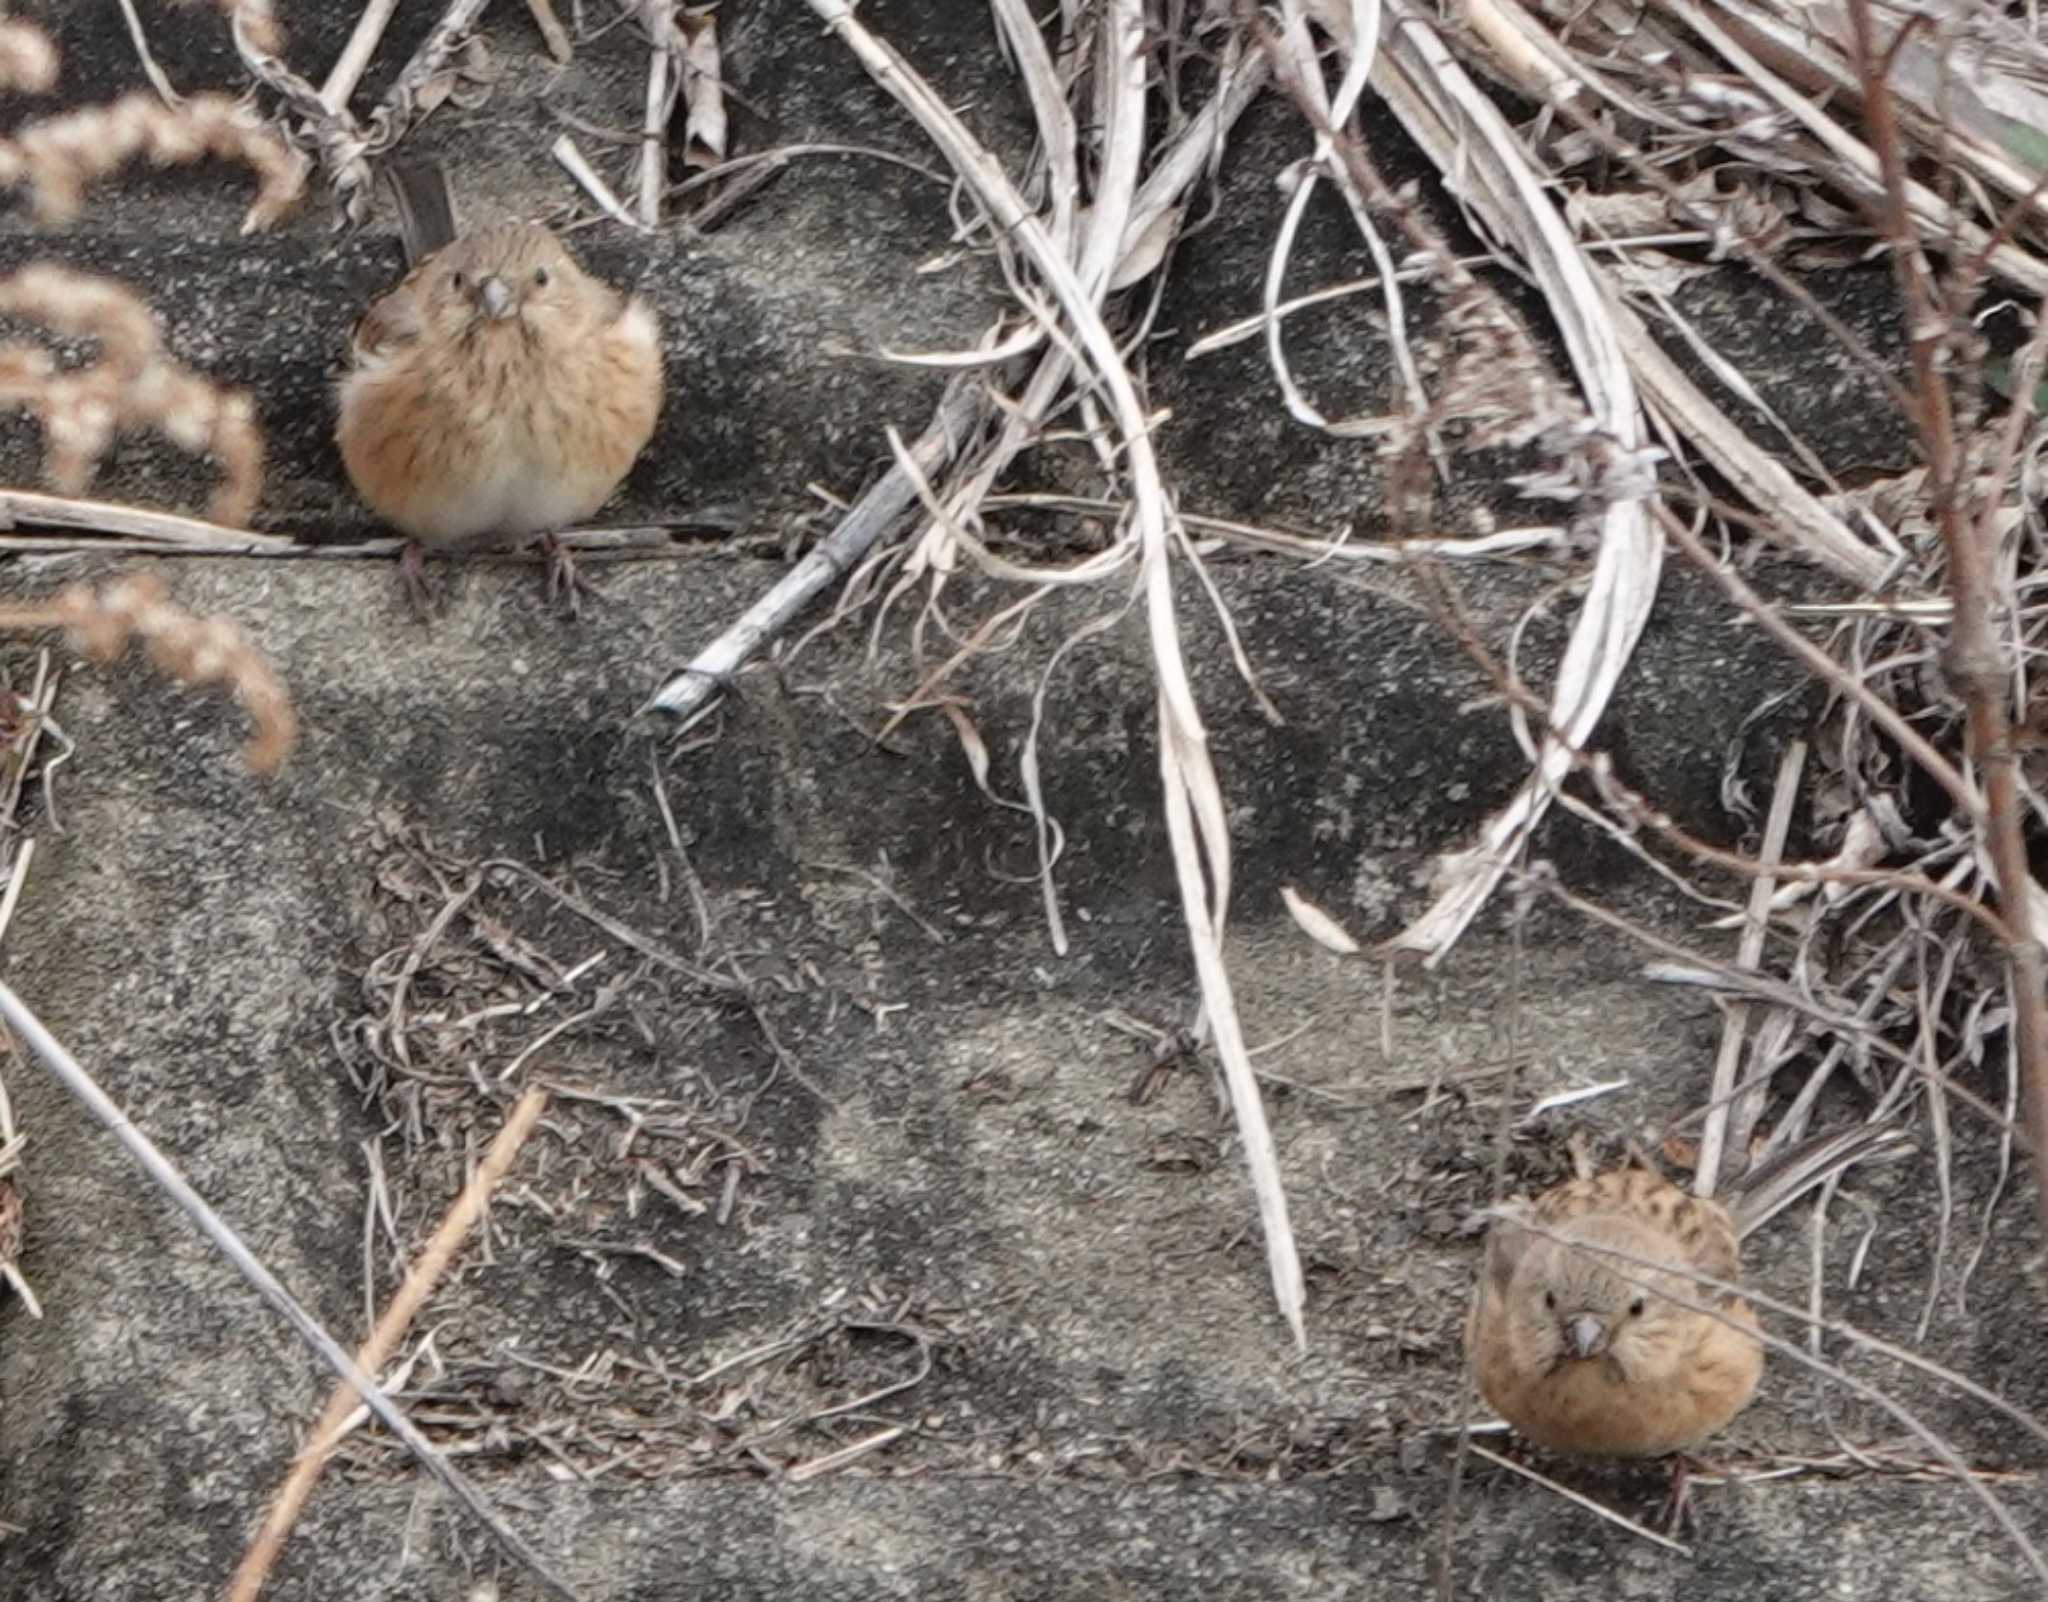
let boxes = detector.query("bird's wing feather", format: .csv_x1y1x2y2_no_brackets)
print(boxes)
350,275,427,366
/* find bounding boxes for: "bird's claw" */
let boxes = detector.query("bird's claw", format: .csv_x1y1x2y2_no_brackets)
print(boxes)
542,534,603,618
399,540,440,618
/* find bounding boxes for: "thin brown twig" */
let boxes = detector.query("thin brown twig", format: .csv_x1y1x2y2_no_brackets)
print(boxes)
0,983,580,1601
1652,503,1979,821
1845,0,2048,1245
223,1089,549,1602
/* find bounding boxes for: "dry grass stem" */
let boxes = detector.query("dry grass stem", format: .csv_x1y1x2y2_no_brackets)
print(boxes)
1695,739,1805,1196
526,0,573,64
113,0,187,108
0,575,295,774
0,91,305,231
636,1,679,228
0,17,56,94
551,132,644,231
318,0,401,113
0,265,266,526
807,0,1308,1345
0,488,294,550
0,982,582,1602
642,378,986,723
1267,5,1668,965
224,1089,549,1602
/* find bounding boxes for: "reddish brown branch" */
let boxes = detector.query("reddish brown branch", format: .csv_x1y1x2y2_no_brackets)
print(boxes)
1846,0,2048,1245
223,1088,548,1602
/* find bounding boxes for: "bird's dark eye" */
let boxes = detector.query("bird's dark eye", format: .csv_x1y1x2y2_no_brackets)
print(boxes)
1543,1290,1556,1311
450,270,465,289
533,266,550,287
1628,1297,1646,1318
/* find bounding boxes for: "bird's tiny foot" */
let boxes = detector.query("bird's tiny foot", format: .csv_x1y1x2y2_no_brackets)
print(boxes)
1655,1454,1702,1535
541,533,603,618
399,540,439,617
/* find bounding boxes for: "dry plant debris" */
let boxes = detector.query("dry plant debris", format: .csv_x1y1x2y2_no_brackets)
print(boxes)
0,90,305,230
0,574,295,773
747,0,2048,1282
325,822,955,1480
625,0,2048,1568
0,16,298,528
0,265,265,526
226,1088,550,1602
0,0,2042,1587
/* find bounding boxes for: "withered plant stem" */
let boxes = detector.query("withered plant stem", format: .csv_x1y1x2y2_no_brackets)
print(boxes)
1847,0,2048,1245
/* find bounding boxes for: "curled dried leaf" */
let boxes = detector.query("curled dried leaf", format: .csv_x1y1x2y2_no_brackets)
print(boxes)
1281,885,1361,955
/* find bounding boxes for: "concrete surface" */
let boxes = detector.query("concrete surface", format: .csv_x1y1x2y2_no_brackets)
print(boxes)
0,3,2038,1600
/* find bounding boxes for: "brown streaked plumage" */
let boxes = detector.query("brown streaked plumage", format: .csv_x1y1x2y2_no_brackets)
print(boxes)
1465,1162,1763,1457
336,165,662,612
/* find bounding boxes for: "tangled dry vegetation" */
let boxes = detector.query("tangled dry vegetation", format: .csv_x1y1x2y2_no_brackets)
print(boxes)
0,5,300,802
3,0,2048,1595
756,0,2048,1577
762,0,2048,1298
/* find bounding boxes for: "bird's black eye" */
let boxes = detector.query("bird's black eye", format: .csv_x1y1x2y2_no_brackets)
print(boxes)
450,270,465,290
1543,1290,1556,1311
1628,1297,1646,1318
533,266,550,287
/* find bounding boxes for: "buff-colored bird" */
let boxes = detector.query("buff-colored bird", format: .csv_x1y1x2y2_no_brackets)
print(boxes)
1466,1126,1905,1459
336,163,662,613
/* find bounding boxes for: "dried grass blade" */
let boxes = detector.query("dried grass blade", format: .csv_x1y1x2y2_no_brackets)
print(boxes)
1374,8,1661,963
1695,738,1804,1197
990,0,1077,260
805,0,1306,1343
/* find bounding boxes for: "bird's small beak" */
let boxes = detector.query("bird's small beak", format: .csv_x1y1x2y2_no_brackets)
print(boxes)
475,274,516,321
1562,1313,1609,1360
